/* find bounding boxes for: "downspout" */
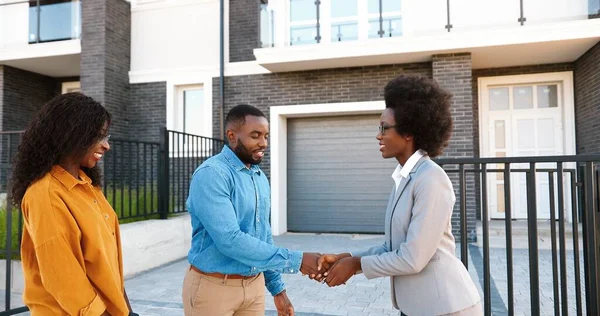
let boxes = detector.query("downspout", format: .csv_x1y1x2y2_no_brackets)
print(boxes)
219,0,225,140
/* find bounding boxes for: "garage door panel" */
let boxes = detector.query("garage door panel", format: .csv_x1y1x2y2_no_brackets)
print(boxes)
287,169,393,177
288,180,392,190
288,138,377,147
287,114,398,233
288,199,390,207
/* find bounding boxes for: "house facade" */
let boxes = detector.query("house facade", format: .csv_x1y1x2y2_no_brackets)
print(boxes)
1,0,599,238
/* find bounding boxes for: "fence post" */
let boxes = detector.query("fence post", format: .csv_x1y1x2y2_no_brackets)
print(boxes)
582,162,599,316
4,186,13,312
158,128,170,219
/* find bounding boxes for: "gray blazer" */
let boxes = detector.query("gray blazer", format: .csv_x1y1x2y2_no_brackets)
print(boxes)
354,156,480,316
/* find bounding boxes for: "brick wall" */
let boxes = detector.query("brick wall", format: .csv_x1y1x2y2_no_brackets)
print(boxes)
432,53,477,241
81,0,131,138
0,65,59,131
130,82,167,143
212,62,432,177
574,41,600,154
229,0,259,62
0,65,58,192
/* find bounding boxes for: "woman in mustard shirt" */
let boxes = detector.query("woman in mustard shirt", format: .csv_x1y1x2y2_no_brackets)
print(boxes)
10,93,137,316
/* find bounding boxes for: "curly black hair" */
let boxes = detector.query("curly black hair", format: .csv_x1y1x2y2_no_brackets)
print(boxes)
10,92,112,206
384,75,453,158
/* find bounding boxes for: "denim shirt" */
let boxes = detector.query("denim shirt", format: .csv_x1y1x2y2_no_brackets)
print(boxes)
186,145,303,296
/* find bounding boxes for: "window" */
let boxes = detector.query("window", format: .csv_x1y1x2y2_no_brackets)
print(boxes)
289,0,319,45
330,0,358,42
287,0,402,45
367,0,402,38
171,85,211,157
260,0,275,47
61,81,80,94
179,87,204,136
29,0,81,44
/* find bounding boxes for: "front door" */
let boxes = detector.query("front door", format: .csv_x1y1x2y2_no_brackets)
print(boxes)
481,74,576,220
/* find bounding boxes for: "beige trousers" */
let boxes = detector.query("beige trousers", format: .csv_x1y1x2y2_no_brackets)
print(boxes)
182,266,265,316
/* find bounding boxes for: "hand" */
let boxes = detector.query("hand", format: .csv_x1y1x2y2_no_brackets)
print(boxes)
325,256,361,287
313,253,346,282
274,290,294,316
300,252,321,278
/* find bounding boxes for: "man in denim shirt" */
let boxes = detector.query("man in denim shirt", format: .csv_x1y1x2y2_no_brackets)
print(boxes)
183,104,322,316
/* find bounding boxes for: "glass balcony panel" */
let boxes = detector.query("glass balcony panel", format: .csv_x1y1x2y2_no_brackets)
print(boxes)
290,0,316,22
331,0,357,18
28,0,81,44
331,21,358,42
290,25,318,45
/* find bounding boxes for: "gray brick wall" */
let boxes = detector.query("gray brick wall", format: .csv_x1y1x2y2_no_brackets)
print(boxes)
0,65,59,131
229,0,259,62
80,0,131,138
130,82,167,142
212,62,432,178
0,65,58,192
432,53,477,241
574,41,600,154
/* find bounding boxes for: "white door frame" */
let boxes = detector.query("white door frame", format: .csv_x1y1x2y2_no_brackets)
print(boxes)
269,101,385,235
478,71,576,221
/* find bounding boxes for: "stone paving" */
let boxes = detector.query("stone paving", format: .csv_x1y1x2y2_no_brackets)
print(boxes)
1,227,591,316
123,234,481,316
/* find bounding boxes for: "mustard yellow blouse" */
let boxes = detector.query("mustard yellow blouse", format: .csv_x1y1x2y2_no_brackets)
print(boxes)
20,165,128,315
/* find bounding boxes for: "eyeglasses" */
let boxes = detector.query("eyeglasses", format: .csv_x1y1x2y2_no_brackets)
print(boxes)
378,124,396,135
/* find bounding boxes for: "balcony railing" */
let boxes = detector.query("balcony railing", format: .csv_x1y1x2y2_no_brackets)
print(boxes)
258,0,600,48
0,0,81,48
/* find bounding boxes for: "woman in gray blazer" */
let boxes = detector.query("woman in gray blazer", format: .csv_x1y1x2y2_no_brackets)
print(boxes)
318,75,482,316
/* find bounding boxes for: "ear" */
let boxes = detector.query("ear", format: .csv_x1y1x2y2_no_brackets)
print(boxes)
226,129,236,144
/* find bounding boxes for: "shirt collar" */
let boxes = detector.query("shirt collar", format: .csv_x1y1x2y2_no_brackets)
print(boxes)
50,165,92,191
221,145,262,174
392,149,427,181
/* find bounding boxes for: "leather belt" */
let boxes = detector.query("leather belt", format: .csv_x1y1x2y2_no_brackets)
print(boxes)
190,265,257,280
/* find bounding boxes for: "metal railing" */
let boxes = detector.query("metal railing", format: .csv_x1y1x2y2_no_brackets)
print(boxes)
158,129,226,220
1,131,27,315
258,0,600,47
436,155,600,316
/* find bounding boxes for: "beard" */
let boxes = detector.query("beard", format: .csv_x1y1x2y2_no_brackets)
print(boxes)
233,138,263,165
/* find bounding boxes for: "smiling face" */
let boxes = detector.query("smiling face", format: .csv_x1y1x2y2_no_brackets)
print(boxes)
227,115,269,166
376,108,413,162
78,124,111,168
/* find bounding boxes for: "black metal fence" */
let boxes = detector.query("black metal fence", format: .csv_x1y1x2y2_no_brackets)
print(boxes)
0,128,224,315
437,155,600,316
158,129,226,220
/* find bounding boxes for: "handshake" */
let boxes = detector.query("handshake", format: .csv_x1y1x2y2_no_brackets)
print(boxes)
299,252,362,287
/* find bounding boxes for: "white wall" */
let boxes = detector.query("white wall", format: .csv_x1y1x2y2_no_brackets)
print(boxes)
0,0,29,49
130,0,223,74
120,214,192,277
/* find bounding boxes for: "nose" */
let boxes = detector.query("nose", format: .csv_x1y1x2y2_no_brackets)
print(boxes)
101,139,111,151
259,136,268,148
376,132,383,140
